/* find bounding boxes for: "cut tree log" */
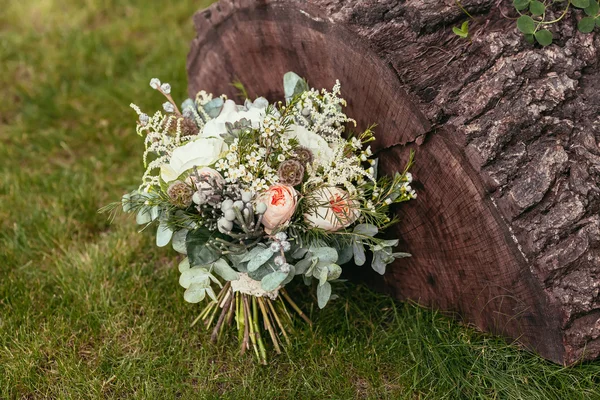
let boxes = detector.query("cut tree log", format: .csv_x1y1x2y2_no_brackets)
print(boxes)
187,0,600,365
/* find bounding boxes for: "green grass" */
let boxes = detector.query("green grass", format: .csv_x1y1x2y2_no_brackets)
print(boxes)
2,0,600,398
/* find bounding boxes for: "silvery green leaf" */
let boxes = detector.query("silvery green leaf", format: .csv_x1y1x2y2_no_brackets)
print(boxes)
294,256,313,275
172,229,188,254
380,239,399,247
281,265,296,286
181,98,195,112
261,271,288,291
212,258,239,281
372,252,387,275
178,257,190,273
353,224,378,237
156,221,173,247
247,248,274,272
205,286,217,302
303,275,312,286
353,241,366,266
327,264,342,281
179,267,210,289
241,246,266,263
227,252,248,266
283,71,309,101
150,206,160,221
337,245,353,265
317,281,332,309
318,267,328,286
203,97,224,118
121,193,132,212
136,208,152,225
393,252,412,259
311,247,338,267
291,247,308,259
183,283,206,303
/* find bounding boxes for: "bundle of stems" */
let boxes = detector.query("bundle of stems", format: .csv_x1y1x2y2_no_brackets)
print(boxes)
191,282,312,364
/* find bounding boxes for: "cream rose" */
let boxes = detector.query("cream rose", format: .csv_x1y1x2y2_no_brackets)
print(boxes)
161,138,228,183
304,187,360,232
257,185,298,234
283,125,335,166
201,98,268,139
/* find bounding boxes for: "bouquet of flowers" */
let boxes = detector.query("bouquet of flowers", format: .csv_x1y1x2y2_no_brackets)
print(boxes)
104,72,416,363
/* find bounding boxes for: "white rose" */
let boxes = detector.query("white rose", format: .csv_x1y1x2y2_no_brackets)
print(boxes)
304,187,360,232
161,137,228,183
283,125,334,166
201,98,268,138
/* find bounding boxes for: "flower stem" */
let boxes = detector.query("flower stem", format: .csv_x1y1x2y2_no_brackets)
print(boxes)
281,289,312,326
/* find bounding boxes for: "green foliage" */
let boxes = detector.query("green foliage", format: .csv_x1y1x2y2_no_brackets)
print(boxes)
513,0,600,46
452,21,469,38
3,0,600,396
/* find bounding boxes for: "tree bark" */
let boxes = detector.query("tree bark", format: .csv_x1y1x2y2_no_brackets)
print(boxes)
187,0,600,365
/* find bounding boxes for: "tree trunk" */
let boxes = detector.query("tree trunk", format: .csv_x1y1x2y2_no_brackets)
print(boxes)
187,0,600,365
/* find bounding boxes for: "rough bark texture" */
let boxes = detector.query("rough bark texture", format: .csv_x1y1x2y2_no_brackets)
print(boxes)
187,0,600,365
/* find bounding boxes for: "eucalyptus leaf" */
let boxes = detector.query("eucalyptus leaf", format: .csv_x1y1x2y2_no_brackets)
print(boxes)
156,221,173,247
248,261,276,281
517,15,536,34
178,257,190,273
172,229,188,254
179,267,210,289
317,282,332,309
247,248,274,272
353,224,378,237
294,256,314,275
291,246,308,260
136,208,152,225
203,97,224,118
212,258,239,281
183,283,206,303
353,241,366,266
150,206,160,221
311,247,338,267
205,286,217,302
283,71,309,101
326,264,342,281
241,246,267,262
281,265,296,286
372,252,387,275
261,271,288,292
337,245,354,265
317,267,328,286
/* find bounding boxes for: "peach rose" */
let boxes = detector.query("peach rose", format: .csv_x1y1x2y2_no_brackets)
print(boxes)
304,187,360,231
257,185,298,234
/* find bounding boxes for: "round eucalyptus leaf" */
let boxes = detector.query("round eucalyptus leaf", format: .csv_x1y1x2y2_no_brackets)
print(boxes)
156,222,173,247
529,0,545,15
178,257,190,273
578,16,597,33
183,283,206,303
534,29,553,46
261,271,288,292
317,282,332,309
517,15,536,34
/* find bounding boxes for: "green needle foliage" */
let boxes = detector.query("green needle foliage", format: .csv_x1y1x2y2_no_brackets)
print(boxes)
2,0,600,398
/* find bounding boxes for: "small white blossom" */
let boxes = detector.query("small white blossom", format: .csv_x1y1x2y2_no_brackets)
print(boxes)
150,78,161,89
163,102,174,113
160,83,171,94
277,154,286,162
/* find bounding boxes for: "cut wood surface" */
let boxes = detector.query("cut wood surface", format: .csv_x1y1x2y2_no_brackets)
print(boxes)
188,0,600,365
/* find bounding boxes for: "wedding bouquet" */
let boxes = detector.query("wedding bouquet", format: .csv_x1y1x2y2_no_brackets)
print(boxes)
104,72,416,363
